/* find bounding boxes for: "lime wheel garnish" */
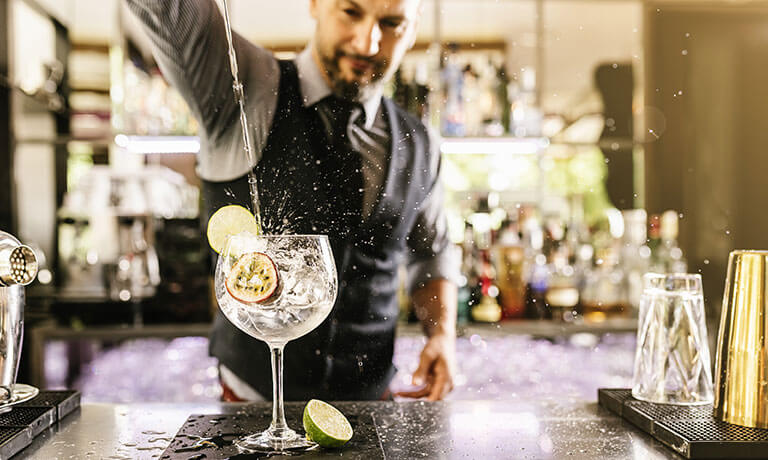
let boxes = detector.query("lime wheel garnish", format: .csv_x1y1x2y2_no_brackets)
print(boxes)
226,252,279,304
206,205,260,254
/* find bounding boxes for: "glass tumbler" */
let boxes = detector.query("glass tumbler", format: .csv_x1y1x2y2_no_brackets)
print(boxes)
632,273,714,405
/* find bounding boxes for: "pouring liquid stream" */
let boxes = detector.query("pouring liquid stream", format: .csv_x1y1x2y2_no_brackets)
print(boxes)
220,0,264,233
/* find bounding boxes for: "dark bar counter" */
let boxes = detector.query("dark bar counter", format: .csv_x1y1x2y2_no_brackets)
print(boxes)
14,399,681,459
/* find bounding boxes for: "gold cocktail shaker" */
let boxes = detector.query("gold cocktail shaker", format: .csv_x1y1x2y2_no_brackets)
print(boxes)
713,250,768,428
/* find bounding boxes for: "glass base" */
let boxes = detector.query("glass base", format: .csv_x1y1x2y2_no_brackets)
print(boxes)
235,427,318,454
632,388,714,406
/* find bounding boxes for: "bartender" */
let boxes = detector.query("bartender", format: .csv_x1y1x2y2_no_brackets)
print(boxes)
126,0,459,401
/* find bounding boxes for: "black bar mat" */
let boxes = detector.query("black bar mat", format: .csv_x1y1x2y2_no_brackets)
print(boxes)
0,427,31,459
18,390,81,420
160,409,383,459
0,406,55,437
0,390,81,458
599,388,768,459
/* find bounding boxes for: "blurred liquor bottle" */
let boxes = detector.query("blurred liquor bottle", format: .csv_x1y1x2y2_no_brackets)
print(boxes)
567,195,594,321
517,206,550,320
580,246,629,323
468,201,502,323
509,67,542,138
470,248,502,323
652,210,687,274
493,219,526,319
524,255,550,320
392,65,431,124
496,62,511,136
461,64,483,136
441,45,466,137
545,243,580,322
647,213,662,257
621,209,651,311
456,223,477,325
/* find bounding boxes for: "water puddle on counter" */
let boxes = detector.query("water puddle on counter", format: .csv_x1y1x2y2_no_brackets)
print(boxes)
172,433,240,452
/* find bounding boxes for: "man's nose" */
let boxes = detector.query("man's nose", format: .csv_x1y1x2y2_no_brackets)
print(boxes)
351,19,381,57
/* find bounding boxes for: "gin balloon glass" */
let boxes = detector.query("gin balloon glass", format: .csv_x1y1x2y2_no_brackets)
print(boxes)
215,233,337,452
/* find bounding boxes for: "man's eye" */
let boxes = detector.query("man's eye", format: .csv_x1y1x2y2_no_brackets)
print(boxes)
381,19,402,29
344,8,361,18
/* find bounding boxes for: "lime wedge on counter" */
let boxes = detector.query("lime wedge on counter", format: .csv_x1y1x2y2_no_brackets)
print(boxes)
206,205,260,254
303,399,353,448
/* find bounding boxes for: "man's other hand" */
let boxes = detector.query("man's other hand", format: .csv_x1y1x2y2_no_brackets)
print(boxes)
396,333,455,401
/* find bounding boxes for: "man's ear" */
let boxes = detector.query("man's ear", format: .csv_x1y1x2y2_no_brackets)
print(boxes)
407,7,422,50
309,0,320,20
406,22,419,50
407,31,418,50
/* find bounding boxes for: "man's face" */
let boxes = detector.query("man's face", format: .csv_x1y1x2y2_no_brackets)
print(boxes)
310,0,421,100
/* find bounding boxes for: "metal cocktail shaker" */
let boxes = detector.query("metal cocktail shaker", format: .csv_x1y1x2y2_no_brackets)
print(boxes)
713,250,768,428
0,230,38,401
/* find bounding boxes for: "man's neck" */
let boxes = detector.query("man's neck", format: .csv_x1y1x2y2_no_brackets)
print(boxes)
298,45,383,129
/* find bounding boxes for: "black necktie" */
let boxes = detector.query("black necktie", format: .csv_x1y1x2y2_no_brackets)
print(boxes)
319,97,364,233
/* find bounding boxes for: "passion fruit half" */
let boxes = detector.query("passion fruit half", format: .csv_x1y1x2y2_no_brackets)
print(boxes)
225,252,279,304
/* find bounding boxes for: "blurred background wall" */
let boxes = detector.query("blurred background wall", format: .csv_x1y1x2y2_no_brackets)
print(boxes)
644,3,768,313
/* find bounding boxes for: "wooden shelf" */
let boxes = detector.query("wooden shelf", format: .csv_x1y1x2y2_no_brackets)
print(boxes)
69,86,110,95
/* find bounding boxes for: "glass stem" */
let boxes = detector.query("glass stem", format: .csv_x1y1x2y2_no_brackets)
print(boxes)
269,343,289,435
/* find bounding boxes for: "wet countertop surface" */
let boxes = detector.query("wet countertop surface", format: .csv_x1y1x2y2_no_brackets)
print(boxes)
14,399,682,459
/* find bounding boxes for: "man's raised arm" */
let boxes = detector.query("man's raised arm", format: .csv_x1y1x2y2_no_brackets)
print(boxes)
124,0,278,149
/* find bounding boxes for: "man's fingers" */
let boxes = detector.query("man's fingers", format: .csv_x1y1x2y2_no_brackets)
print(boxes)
395,386,431,399
402,338,457,400
440,376,454,400
427,367,448,401
411,349,435,386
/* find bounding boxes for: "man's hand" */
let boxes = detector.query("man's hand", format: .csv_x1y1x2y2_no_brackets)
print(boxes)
395,278,457,401
396,333,456,401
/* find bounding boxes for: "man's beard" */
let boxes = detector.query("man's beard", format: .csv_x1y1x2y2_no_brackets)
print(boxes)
321,49,388,101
